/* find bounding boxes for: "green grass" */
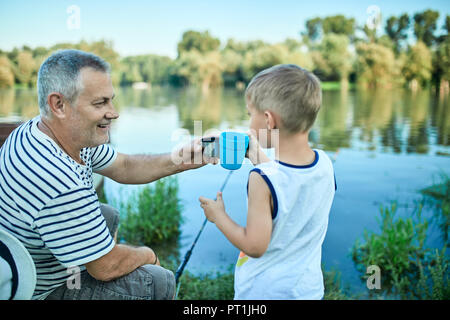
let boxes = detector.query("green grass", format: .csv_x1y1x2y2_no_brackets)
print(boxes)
116,176,183,247
174,265,354,300
176,269,235,300
321,81,355,90
351,197,449,299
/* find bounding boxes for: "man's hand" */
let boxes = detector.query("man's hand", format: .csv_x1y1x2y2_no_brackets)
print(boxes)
171,136,219,171
199,192,226,224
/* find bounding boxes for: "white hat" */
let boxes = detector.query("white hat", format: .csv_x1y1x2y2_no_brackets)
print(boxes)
0,228,36,300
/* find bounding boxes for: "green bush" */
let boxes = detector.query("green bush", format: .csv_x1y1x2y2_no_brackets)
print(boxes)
421,175,450,244
117,177,183,246
177,269,235,300
323,268,354,300
351,201,449,299
415,248,450,299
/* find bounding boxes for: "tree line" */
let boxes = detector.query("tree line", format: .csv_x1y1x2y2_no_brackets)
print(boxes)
0,9,449,92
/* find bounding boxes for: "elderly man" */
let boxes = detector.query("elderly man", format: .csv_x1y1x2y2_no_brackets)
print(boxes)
0,49,210,300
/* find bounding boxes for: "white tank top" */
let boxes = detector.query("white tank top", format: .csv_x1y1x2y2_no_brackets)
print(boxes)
234,149,336,300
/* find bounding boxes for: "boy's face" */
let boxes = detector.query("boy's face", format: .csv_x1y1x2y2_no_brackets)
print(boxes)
246,100,272,148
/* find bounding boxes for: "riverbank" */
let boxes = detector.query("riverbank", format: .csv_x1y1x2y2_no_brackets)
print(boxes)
110,174,448,300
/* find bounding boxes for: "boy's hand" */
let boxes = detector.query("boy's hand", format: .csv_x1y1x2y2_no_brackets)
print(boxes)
246,129,270,165
199,192,226,224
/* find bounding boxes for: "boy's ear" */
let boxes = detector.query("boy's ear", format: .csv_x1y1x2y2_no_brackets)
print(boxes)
264,110,278,130
47,92,68,119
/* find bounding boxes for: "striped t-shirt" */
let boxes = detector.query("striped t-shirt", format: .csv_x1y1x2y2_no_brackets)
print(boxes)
0,116,117,299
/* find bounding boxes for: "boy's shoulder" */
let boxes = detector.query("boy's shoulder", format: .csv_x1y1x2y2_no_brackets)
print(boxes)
253,149,333,172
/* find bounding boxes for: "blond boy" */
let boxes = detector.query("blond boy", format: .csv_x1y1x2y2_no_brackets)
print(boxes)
199,64,336,299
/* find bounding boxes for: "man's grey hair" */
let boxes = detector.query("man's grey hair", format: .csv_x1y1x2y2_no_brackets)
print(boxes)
37,49,110,116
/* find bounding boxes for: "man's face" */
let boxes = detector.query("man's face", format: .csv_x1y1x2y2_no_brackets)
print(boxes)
66,67,118,148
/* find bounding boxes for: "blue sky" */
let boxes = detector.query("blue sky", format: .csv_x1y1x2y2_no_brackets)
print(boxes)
0,0,449,58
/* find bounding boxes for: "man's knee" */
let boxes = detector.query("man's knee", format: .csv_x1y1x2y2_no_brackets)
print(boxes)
112,264,175,300
140,264,176,300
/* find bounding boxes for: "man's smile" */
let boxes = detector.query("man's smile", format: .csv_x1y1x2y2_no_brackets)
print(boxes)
97,122,111,129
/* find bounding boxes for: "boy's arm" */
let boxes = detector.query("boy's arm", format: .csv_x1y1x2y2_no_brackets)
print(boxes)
199,171,272,258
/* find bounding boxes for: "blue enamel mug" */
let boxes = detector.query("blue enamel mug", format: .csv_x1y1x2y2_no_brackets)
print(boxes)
219,132,249,170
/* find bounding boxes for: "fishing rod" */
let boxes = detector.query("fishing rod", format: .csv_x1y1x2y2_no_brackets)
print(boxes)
175,170,234,296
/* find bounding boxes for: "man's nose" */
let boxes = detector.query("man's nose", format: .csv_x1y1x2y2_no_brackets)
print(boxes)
105,102,119,119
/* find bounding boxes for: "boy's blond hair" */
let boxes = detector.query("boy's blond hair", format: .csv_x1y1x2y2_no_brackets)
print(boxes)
245,64,322,134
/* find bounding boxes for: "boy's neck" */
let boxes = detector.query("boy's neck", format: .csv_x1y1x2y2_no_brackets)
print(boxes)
274,130,315,166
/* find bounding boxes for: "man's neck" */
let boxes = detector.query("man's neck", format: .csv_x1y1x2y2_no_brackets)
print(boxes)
37,118,83,164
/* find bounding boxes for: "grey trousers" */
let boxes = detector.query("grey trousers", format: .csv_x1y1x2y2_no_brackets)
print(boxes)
45,204,175,300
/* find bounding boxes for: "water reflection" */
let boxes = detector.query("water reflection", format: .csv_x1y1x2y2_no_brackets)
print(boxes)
0,88,39,120
433,93,449,147
0,86,449,154
313,89,352,151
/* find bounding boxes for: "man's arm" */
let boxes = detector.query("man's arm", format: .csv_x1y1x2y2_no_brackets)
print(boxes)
97,138,212,184
97,153,180,184
85,244,158,282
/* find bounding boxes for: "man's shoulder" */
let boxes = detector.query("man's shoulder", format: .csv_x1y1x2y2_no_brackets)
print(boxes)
2,118,85,197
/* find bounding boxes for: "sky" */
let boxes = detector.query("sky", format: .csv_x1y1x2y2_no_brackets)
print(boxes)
0,0,449,58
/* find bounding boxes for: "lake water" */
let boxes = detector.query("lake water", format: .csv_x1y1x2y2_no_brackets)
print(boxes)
1,86,449,295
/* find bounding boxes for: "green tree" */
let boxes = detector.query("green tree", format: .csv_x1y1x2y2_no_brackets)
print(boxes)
413,9,440,47
120,56,142,85
385,14,410,53
355,42,403,88
303,15,355,44
242,45,284,81
446,15,450,34
173,50,223,91
0,56,14,88
147,55,173,84
224,38,247,54
304,17,322,42
283,38,302,52
177,30,220,57
313,33,352,87
197,51,223,92
14,51,35,86
242,43,313,82
434,37,450,91
322,15,356,38
32,46,49,58
119,54,173,86
403,41,433,89
221,49,243,86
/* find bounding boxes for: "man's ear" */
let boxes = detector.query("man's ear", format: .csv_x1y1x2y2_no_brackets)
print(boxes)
264,110,278,130
47,92,67,119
